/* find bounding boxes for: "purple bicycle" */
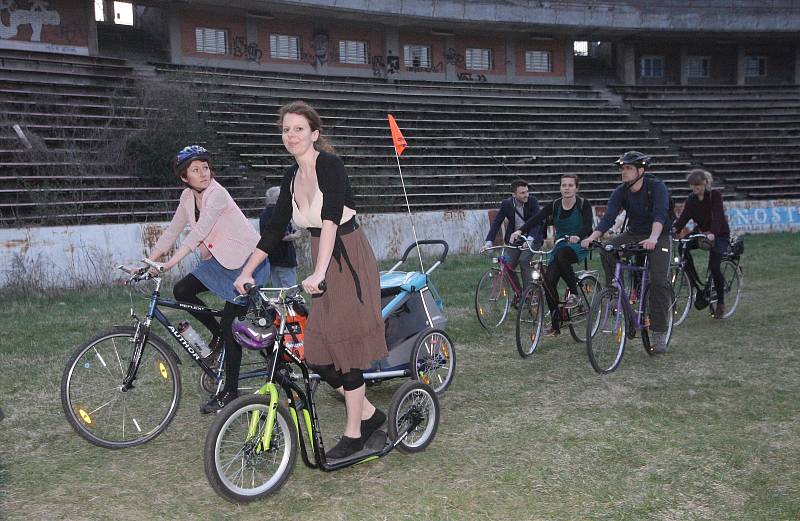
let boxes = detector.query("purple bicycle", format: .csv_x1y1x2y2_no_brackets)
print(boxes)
584,241,675,374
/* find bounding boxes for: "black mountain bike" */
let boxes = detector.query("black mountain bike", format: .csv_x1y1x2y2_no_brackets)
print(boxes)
670,234,744,325
60,262,272,449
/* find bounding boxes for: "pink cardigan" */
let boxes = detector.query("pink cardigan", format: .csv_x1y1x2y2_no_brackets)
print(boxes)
154,179,259,270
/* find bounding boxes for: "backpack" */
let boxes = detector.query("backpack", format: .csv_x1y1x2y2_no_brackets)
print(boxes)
620,174,676,229
550,196,588,225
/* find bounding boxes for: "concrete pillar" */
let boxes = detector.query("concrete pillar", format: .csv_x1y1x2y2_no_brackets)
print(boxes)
168,9,182,64
385,27,400,80
87,1,99,55
623,44,636,85
679,43,688,85
445,35,456,81
103,0,114,24
736,43,746,85
506,36,515,82
795,43,800,85
565,39,574,84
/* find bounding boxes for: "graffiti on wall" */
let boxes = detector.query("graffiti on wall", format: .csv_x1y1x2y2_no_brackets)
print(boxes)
232,36,262,63
725,203,800,233
457,72,487,82
0,0,61,41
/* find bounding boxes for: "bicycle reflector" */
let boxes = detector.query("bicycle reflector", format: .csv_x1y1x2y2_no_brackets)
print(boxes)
232,316,277,350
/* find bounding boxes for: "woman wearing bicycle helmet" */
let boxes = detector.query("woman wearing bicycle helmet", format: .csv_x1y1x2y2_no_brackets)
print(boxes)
510,174,593,336
234,101,389,461
672,169,731,319
146,145,268,413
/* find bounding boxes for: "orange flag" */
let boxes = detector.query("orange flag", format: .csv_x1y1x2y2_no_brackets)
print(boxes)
387,114,407,156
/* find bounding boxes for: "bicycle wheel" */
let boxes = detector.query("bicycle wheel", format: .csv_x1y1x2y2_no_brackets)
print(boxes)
475,267,511,329
709,260,743,319
585,287,626,374
410,329,456,394
641,286,675,355
60,326,181,449
568,275,599,343
388,381,440,454
669,265,693,327
515,285,545,358
204,394,298,503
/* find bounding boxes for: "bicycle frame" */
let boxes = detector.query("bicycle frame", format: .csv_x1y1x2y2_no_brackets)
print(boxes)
609,252,651,332
122,275,270,391
243,287,423,472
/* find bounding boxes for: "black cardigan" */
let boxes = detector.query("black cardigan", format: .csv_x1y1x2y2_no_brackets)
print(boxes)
257,151,355,256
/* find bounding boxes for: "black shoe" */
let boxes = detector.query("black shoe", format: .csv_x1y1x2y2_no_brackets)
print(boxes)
200,390,238,414
360,409,386,444
327,435,365,460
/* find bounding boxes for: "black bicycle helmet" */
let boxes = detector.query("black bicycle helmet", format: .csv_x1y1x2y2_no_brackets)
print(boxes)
615,151,651,169
174,145,211,174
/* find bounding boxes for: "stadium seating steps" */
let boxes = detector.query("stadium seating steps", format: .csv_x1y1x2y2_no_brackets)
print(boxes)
2,49,798,225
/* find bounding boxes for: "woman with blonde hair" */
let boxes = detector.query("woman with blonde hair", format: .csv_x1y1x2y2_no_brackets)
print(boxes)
672,168,731,318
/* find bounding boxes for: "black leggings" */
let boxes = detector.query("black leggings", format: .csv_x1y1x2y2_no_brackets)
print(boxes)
173,274,221,337
173,274,247,394
221,301,250,394
543,247,579,330
312,364,365,392
684,242,726,305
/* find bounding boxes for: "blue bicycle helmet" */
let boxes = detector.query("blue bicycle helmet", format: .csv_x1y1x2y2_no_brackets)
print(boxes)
174,145,211,174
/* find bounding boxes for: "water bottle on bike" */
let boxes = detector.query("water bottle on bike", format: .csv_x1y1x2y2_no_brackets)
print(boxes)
178,320,212,359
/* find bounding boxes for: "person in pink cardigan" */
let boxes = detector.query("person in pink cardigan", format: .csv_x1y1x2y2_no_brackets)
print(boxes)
146,145,268,413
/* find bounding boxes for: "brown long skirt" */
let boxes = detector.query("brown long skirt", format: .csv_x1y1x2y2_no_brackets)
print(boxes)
304,227,389,373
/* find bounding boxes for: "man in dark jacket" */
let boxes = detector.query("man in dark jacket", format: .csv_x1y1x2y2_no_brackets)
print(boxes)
581,151,672,353
483,179,543,292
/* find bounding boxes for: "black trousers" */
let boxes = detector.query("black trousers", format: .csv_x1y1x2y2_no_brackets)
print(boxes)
684,238,727,305
173,274,246,394
543,247,579,330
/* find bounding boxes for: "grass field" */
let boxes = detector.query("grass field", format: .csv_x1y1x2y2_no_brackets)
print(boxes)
1,232,798,520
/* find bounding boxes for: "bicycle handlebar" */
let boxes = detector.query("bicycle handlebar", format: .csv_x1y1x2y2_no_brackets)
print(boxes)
587,241,651,255
672,232,709,243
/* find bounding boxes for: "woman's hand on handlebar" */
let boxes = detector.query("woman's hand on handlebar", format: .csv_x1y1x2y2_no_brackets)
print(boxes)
509,230,522,244
302,271,326,295
234,273,255,296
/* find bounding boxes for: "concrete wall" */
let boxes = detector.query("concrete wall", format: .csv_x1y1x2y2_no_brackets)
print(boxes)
169,5,572,84
264,0,800,33
2,200,798,288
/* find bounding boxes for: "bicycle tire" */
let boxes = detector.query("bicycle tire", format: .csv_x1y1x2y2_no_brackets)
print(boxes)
60,326,182,449
515,285,545,358
585,287,626,374
409,329,456,394
568,275,599,343
670,265,693,327
709,260,743,319
204,394,298,503
641,285,675,355
388,381,440,454
475,267,511,329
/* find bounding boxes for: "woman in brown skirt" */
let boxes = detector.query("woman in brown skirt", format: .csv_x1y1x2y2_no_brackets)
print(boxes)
235,101,389,460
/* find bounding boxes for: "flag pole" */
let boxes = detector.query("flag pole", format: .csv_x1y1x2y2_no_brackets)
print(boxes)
393,147,425,273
